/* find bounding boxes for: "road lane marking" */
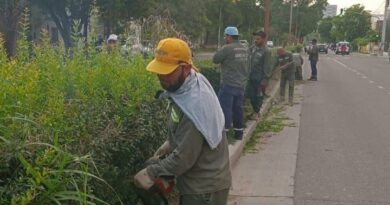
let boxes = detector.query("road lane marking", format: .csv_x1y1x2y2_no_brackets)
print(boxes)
369,81,375,83
378,86,384,89
332,59,348,68
361,76,367,79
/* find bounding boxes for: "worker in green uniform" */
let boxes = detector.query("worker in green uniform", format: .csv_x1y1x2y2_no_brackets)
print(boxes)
292,47,304,80
134,38,231,205
247,31,272,120
213,26,249,140
275,47,295,105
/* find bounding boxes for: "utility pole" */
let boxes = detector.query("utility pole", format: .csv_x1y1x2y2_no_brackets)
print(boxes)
264,0,271,39
289,0,294,44
382,0,389,46
294,0,300,43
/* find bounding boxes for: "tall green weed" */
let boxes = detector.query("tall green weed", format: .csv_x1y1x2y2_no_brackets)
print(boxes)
0,12,167,204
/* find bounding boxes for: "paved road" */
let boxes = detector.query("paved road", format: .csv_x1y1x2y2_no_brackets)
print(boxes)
295,53,390,205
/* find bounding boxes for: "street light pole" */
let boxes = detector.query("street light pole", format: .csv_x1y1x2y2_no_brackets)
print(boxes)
382,1,389,45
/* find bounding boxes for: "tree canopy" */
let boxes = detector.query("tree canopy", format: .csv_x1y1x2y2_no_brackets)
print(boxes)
1,0,330,56
318,4,373,44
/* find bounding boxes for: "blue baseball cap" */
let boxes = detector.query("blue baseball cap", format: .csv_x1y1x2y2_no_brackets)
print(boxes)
224,26,239,36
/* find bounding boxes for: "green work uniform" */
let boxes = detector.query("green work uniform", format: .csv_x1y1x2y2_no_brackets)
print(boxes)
292,52,304,80
212,41,249,89
247,45,272,113
147,102,231,204
275,52,295,102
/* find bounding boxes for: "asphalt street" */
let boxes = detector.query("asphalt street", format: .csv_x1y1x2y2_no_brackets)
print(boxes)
228,52,390,205
295,52,390,205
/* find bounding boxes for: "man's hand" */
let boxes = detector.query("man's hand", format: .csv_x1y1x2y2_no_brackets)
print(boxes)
134,168,154,190
279,62,293,70
154,141,171,157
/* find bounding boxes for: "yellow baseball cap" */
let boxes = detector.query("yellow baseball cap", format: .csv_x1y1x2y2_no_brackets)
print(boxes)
146,38,193,75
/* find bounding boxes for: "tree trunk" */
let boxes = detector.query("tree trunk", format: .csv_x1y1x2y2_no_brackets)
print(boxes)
264,0,271,38
1,0,26,58
46,5,72,50
4,19,18,58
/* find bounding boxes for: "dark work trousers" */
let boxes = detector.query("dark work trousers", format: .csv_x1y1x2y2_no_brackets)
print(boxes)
247,79,263,114
310,60,318,79
179,189,229,205
218,84,245,138
280,71,295,101
295,66,303,80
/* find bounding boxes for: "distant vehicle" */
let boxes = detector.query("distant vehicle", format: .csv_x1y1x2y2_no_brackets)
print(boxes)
239,40,249,48
318,44,328,54
336,41,350,55
267,41,274,48
121,38,153,58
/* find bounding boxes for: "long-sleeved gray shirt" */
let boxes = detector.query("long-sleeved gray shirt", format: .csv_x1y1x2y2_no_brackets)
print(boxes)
249,45,272,81
212,41,249,89
275,52,295,74
308,45,319,61
147,102,232,195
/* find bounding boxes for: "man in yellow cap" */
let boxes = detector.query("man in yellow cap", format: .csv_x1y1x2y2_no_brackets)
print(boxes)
134,38,231,205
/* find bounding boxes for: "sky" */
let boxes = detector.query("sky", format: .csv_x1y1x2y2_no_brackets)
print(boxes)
327,0,386,14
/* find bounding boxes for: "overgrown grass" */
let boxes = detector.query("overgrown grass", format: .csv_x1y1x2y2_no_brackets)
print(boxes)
243,105,290,153
0,22,168,204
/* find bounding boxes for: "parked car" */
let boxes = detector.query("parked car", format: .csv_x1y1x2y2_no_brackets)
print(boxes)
318,44,328,54
336,41,350,55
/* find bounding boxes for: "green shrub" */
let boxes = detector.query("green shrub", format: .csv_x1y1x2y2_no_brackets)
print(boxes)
196,60,221,93
0,33,168,204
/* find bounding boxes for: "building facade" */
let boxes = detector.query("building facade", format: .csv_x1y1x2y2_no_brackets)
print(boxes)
323,5,337,18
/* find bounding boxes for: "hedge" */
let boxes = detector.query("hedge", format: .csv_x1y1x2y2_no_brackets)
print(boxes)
0,36,168,204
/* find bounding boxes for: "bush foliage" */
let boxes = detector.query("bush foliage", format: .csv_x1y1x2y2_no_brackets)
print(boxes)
0,33,168,204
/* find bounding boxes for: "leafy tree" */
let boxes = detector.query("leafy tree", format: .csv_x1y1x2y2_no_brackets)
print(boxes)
156,0,211,40
96,0,158,35
342,4,371,42
318,17,334,42
32,0,93,49
330,15,346,41
294,0,327,42
204,0,261,45
268,0,327,44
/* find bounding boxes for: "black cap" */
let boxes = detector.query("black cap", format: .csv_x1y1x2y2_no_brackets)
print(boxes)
252,31,267,38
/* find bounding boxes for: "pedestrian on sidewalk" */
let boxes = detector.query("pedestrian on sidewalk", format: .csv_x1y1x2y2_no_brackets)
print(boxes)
307,38,319,81
292,46,304,80
275,47,295,105
213,26,249,140
134,38,231,205
247,31,272,120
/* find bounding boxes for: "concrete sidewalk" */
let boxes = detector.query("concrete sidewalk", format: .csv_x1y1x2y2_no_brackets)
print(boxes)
228,84,303,205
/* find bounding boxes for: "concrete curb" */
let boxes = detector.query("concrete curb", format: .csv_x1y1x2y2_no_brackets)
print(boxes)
228,80,280,168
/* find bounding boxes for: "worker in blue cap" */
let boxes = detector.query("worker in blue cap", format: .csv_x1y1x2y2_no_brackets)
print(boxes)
212,26,249,140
